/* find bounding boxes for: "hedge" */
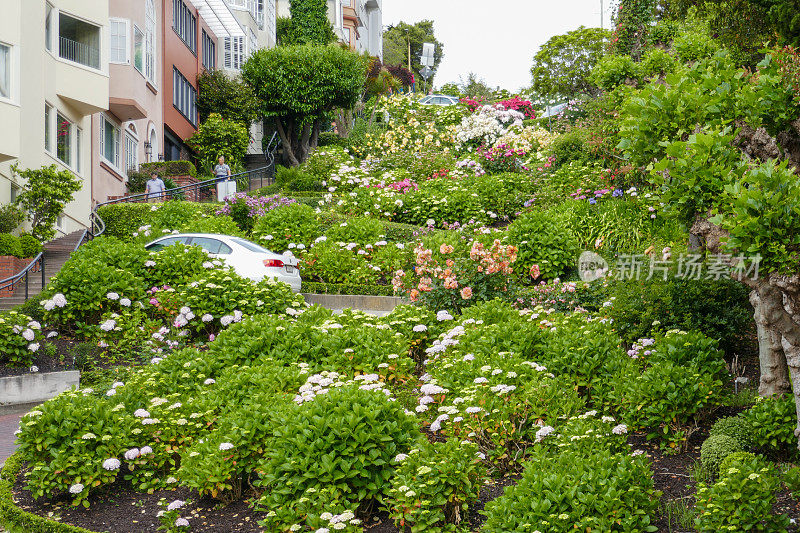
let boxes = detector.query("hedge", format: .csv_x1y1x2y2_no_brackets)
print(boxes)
0,234,42,258
0,453,98,533
316,213,425,242
301,281,396,297
96,202,222,240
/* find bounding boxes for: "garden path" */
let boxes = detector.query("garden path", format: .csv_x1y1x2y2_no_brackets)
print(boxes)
0,409,24,468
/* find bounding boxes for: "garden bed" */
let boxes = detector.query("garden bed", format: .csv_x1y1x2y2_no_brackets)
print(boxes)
6,428,798,533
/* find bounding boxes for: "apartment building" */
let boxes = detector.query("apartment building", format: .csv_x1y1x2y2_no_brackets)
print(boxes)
276,0,382,58
91,0,164,203
0,0,109,234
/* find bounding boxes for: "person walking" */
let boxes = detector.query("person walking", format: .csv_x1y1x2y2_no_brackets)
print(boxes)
145,172,165,203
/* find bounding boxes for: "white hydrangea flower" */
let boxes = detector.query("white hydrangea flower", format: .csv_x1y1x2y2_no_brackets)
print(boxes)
102,458,121,471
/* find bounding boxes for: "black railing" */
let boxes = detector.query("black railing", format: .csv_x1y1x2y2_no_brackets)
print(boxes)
0,252,45,302
91,165,274,238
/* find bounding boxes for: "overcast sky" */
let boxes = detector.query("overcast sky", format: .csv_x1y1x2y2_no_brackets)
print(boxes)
382,0,614,92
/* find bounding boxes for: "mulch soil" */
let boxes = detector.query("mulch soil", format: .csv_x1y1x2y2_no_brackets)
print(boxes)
0,339,80,378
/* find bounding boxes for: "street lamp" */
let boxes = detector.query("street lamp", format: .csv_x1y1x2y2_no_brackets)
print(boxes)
144,141,153,162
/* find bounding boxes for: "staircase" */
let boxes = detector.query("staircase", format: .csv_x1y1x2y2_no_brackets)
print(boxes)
0,231,85,311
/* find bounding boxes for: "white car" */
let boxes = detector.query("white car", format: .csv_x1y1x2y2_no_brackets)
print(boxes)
419,94,460,106
145,233,302,292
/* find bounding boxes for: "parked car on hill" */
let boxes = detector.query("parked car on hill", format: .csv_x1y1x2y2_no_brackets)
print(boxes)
145,233,302,292
419,94,460,106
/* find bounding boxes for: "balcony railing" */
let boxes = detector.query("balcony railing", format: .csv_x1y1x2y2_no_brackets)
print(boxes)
59,36,100,69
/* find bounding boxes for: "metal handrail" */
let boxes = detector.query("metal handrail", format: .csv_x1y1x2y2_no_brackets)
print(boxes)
90,165,273,238
0,251,45,301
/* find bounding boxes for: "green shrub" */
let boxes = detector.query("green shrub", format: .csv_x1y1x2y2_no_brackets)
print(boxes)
592,54,640,91
388,439,486,533
647,19,680,46
673,30,719,63
275,165,323,191
640,48,678,78
0,233,21,257
695,458,789,532
96,202,224,240
548,129,589,168
701,434,743,473
604,277,752,352
0,204,23,233
250,203,321,249
317,131,350,148
613,362,722,450
323,217,384,245
254,384,421,529
741,394,799,458
651,330,727,379
709,416,756,451
506,209,578,280
482,447,659,532
18,234,42,257
718,451,757,475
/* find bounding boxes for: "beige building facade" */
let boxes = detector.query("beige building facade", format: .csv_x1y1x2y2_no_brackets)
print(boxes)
91,0,163,204
0,0,109,234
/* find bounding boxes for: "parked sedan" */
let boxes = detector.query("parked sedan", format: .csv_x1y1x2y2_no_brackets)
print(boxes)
145,233,302,292
419,94,460,106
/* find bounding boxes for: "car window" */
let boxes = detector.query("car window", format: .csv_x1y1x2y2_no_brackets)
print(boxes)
230,237,270,253
145,236,186,251
433,97,447,105
188,237,232,255
420,96,432,104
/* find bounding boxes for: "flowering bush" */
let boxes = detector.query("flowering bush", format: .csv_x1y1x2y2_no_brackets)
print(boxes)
392,239,517,313
0,311,44,367
388,439,486,532
453,105,525,149
215,193,297,233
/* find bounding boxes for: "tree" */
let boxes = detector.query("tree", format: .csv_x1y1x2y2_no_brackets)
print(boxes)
197,70,259,126
188,113,250,175
12,164,82,241
242,44,368,166
458,72,495,100
383,21,444,91
530,26,611,100
288,0,337,45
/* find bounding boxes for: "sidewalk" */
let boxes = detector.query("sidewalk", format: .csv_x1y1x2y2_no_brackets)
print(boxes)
0,408,26,469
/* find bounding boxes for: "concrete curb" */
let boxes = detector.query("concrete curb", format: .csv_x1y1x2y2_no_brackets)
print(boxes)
302,293,408,313
0,371,80,411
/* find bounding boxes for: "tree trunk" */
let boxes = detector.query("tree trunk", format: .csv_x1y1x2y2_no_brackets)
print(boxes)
310,121,321,152
298,123,312,163
750,288,792,396
276,118,299,167
781,336,800,449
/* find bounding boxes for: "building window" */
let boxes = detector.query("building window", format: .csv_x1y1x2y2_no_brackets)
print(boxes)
44,103,53,152
256,0,265,29
145,0,156,84
172,0,197,54
10,184,18,203
110,19,129,63
56,112,72,167
133,25,144,74
223,36,245,71
76,127,82,174
202,30,215,70
58,12,101,69
173,67,197,126
343,27,351,45
125,132,138,172
342,0,351,5
101,117,121,169
0,43,10,99
45,3,53,51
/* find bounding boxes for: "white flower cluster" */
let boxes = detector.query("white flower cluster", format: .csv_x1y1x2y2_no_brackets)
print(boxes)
41,293,67,311
453,105,525,148
293,371,392,404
